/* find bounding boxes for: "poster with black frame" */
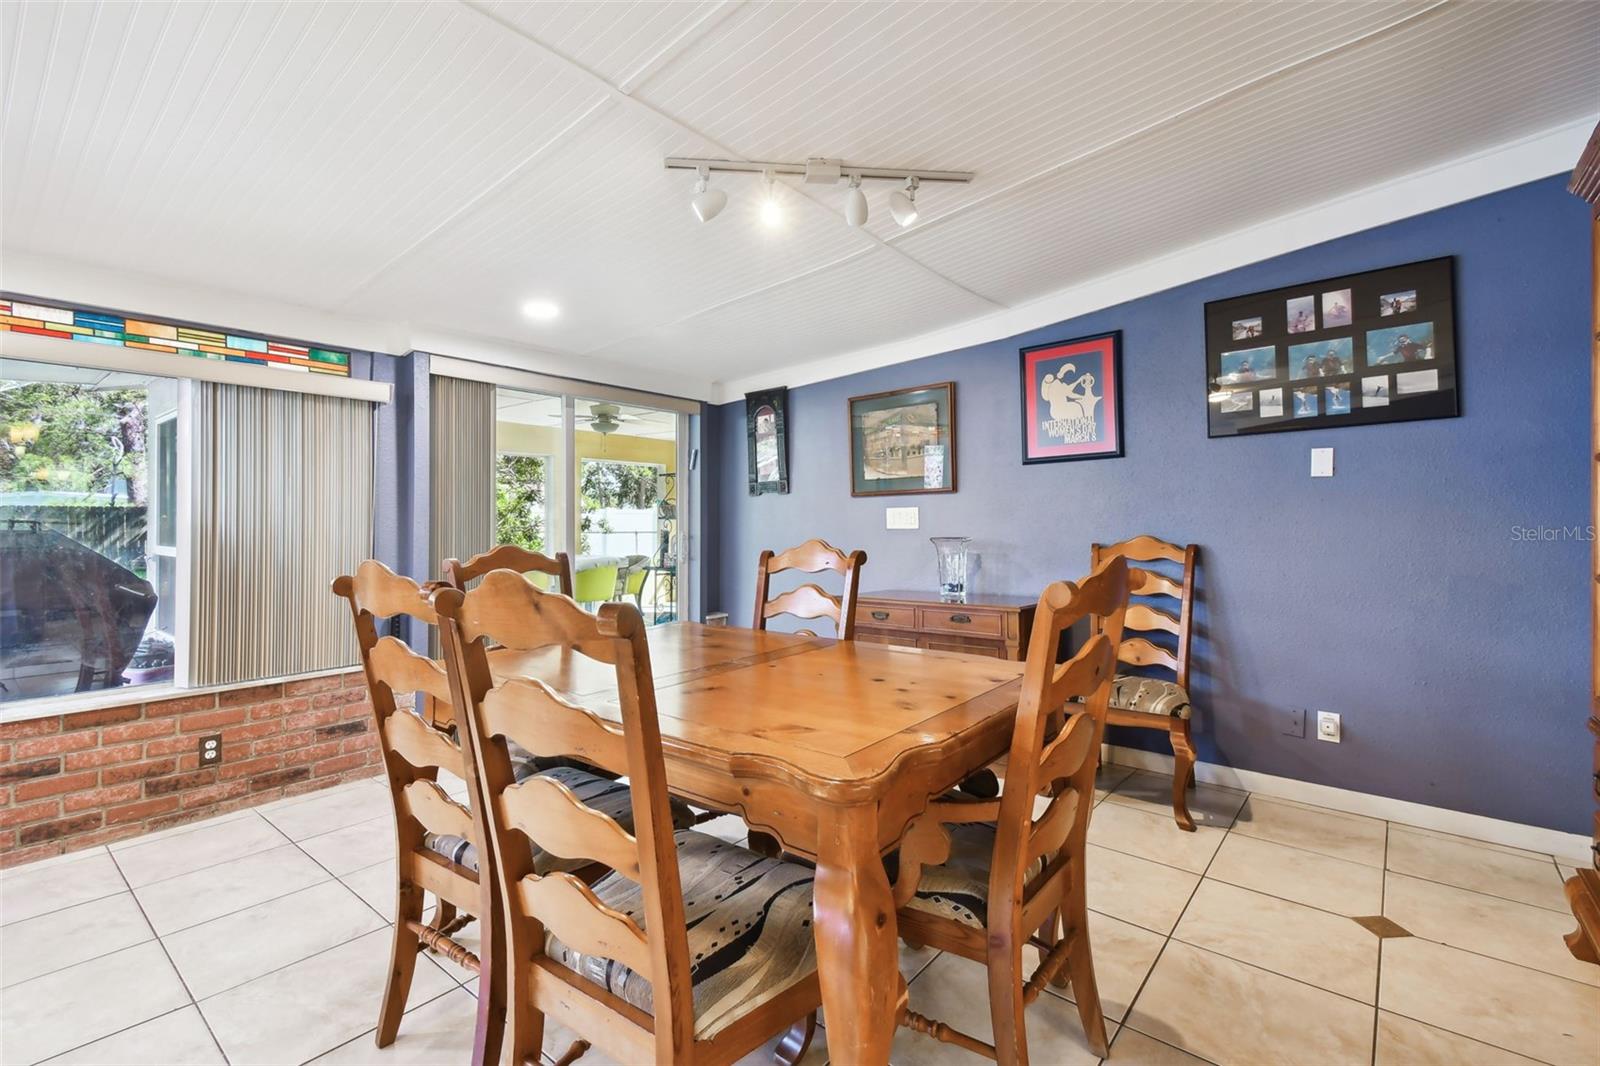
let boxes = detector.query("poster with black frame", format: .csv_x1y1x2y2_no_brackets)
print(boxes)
746,387,789,494
1204,256,1458,438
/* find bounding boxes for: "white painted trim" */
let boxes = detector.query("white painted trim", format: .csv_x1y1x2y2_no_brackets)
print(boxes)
710,115,1598,402
1102,743,1594,866
0,665,357,726
428,353,702,414
1,330,392,404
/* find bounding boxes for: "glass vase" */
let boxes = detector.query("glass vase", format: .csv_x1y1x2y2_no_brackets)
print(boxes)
931,537,971,602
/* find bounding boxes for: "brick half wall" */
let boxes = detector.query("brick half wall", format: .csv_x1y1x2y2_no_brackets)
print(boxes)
0,671,381,868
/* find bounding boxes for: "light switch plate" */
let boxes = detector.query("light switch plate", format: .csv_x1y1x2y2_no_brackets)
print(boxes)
1311,447,1334,478
886,506,920,530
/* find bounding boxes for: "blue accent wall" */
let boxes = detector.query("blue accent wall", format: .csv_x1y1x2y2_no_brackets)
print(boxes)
707,174,1592,834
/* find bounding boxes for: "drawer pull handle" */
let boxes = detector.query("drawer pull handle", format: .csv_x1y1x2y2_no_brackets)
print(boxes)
949,614,972,624
871,610,890,621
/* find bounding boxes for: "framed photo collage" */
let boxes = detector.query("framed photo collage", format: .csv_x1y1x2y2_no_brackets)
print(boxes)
1204,256,1458,438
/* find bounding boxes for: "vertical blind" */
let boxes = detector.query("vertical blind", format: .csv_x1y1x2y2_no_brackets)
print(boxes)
187,382,374,685
429,374,495,581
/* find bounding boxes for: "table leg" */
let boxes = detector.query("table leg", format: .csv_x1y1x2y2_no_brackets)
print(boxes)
813,803,904,1066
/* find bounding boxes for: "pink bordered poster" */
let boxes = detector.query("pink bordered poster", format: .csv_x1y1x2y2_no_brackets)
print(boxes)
1019,331,1124,463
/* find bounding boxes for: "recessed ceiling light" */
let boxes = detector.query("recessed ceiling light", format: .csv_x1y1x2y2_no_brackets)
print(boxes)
521,299,560,321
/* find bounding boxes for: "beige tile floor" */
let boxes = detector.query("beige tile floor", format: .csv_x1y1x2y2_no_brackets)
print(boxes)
1,769,1596,1066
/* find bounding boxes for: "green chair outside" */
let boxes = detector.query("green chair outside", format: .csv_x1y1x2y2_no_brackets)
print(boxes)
623,566,648,604
573,563,620,607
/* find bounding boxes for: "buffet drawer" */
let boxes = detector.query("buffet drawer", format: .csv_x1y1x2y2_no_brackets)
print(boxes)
860,604,918,631
917,606,1006,638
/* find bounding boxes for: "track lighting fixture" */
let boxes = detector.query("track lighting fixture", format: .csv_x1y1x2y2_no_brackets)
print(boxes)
690,166,726,223
758,170,784,228
844,174,868,227
667,156,971,233
888,176,920,227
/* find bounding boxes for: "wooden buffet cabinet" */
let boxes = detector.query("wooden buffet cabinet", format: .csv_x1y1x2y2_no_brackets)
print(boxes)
1568,120,1600,968
854,589,1038,660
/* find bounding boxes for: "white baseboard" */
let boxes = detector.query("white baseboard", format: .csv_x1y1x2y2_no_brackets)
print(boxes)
1103,743,1594,867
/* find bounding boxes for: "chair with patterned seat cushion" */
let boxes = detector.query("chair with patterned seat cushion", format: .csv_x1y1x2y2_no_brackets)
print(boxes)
436,572,823,1066
334,560,509,1059
335,561,676,1061
891,555,1129,1065
1090,535,1200,830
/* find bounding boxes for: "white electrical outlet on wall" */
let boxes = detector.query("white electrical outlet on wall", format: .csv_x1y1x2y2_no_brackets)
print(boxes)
1316,711,1341,743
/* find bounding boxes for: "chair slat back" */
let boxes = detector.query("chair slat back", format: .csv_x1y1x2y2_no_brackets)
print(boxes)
444,544,575,597
988,555,1128,927
333,561,477,874
434,572,696,1057
1090,535,1197,689
752,538,867,639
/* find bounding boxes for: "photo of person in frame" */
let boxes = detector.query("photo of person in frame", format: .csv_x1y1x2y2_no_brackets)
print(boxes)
1322,289,1352,327
1361,376,1390,407
1259,388,1284,417
1379,290,1418,316
1366,322,1434,365
1286,295,1316,334
1325,384,1351,415
1218,345,1276,383
1288,337,1353,379
1293,386,1318,418
1232,316,1263,340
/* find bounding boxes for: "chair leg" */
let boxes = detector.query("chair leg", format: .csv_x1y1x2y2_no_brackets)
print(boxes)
986,934,1029,1066
772,1013,817,1066
376,880,425,1047
431,898,457,933
1064,911,1110,1059
1169,718,1197,832
473,892,507,1066
747,830,781,858
506,946,544,1066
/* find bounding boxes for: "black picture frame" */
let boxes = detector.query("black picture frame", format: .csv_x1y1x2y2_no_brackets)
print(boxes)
1019,330,1125,463
1205,256,1458,438
746,387,789,494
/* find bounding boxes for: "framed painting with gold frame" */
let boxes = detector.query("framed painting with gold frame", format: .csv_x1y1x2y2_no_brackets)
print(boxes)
847,381,956,497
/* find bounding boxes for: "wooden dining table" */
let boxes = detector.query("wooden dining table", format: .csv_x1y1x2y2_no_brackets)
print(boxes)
485,620,1026,1066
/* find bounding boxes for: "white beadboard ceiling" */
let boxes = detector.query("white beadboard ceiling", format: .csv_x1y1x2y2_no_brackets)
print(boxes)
2,0,1597,402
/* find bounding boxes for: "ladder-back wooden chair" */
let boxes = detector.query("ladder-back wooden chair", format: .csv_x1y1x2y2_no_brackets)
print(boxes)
444,544,574,597
1090,535,1200,831
434,544,574,735
334,560,504,1061
435,572,824,1066
751,539,867,639
891,555,1129,1065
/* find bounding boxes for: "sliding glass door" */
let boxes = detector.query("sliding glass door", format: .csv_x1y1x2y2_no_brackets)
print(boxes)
493,388,568,587
492,386,687,624
574,398,681,624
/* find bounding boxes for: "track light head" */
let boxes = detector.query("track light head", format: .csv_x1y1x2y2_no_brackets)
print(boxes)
888,176,920,227
690,166,726,223
759,170,784,228
844,174,868,227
